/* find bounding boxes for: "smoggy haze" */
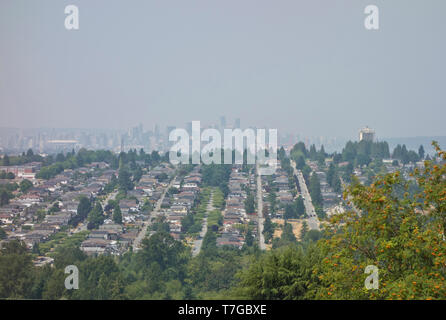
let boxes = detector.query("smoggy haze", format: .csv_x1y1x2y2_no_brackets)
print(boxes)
0,0,445,138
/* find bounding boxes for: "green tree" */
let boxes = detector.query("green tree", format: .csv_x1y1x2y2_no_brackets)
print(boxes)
331,173,342,193
303,229,322,242
235,245,321,299
244,193,255,214
327,163,335,187
263,215,274,243
20,179,33,193
418,145,425,160
0,191,9,206
245,229,254,247
309,173,323,207
294,196,305,217
2,154,9,166
118,166,133,193
32,243,40,255
71,196,91,226
41,269,66,300
295,156,306,170
0,241,34,299
87,202,104,229
202,231,218,256
284,204,296,220
113,205,122,224
273,223,297,248
139,231,189,280
53,246,86,269
315,142,446,299
300,221,308,241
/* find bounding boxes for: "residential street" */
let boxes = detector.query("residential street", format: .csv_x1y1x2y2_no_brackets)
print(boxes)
192,190,214,257
291,160,320,231
132,177,176,250
256,164,266,250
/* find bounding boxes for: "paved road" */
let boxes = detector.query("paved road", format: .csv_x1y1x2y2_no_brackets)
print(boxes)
192,190,214,257
104,190,118,205
256,164,266,250
132,178,176,251
291,161,320,231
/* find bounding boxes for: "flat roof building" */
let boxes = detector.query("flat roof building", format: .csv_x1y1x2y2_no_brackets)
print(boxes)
359,126,375,142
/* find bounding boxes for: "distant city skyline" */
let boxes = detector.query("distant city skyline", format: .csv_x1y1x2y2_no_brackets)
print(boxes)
1,118,445,157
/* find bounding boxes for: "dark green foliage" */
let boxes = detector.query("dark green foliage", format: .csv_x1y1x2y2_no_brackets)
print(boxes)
244,193,255,214
19,179,33,193
2,154,10,166
201,164,231,196
235,244,322,299
281,223,297,243
309,173,322,208
118,166,134,193
0,241,34,299
392,144,420,165
181,213,195,233
113,206,122,224
418,145,425,159
87,202,104,230
303,229,322,242
300,221,308,241
36,149,117,180
201,231,217,256
283,198,305,219
341,140,390,164
245,229,254,247
342,162,354,183
0,190,9,206
150,216,170,233
272,223,297,248
327,163,342,193
139,231,189,280
0,171,15,179
53,246,87,269
70,196,91,226
263,215,274,244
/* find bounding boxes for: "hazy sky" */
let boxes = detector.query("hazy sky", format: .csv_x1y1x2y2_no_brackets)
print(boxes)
1,0,445,138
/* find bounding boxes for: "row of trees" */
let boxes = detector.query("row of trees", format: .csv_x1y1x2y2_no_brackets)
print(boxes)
392,144,424,164
0,179,34,208
0,226,252,300
326,163,342,193
1,149,44,166
201,163,232,197
283,197,305,219
340,140,390,167
0,171,15,179
32,148,165,180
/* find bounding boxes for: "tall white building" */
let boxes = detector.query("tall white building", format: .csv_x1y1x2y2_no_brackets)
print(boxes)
359,126,375,142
